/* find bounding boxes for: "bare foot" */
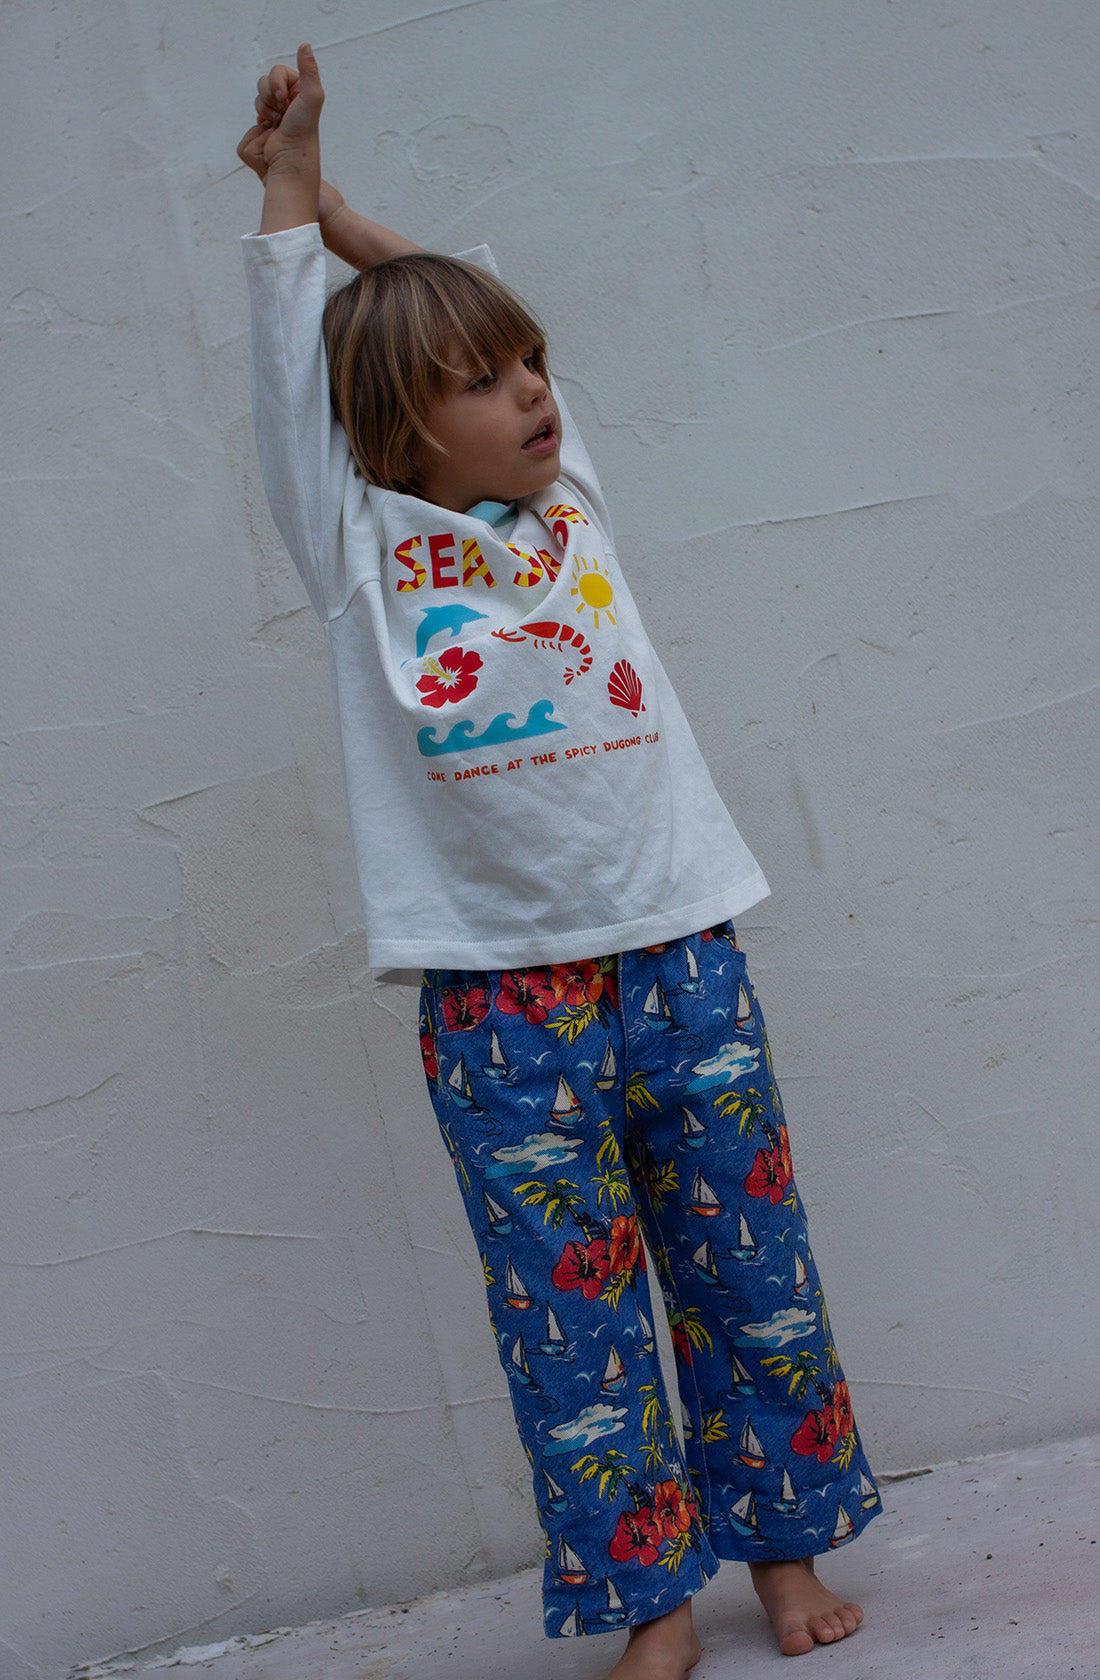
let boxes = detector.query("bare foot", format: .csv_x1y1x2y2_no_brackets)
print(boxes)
749,1558,863,1657
606,1598,702,1679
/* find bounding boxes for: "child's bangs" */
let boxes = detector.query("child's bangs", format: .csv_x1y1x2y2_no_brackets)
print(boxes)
416,265,547,386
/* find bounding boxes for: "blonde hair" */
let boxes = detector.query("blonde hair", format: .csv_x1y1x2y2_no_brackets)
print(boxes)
322,254,549,495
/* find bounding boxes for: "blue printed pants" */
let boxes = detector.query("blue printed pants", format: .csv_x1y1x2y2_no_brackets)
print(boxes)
419,925,880,1637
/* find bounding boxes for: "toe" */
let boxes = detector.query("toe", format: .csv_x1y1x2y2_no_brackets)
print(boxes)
776,1618,815,1657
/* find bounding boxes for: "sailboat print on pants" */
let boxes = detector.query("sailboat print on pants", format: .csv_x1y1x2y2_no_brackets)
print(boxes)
729,1489,759,1538
859,1471,879,1509
543,1469,569,1516
482,1028,513,1081
511,1334,535,1386
558,1536,588,1587
791,1251,809,1299
724,1351,756,1398
689,1170,723,1217
549,1074,582,1128
730,1210,758,1262
735,980,753,1029
483,1189,512,1237
692,1239,722,1286
678,944,701,994
642,980,674,1030
680,1105,707,1149
769,1466,802,1515
600,1345,626,1394
556,1605,582,1636
595,1040,616,1091
692,1241,746,1304
594,1578,628,1626
738,1417,767,1469
539,1304,569,1357
504,1260,531,1309
829,1504,854,1547
446,1056,479,1111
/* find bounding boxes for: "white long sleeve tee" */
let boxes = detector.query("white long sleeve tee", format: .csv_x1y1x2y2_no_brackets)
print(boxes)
244,224,768,981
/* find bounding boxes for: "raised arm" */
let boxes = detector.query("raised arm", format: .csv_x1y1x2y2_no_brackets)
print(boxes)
238,44,421,266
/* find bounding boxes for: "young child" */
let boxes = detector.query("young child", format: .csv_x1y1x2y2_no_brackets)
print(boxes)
238,44,880,1677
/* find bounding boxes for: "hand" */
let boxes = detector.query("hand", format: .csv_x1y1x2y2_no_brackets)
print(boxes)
236,42,324,184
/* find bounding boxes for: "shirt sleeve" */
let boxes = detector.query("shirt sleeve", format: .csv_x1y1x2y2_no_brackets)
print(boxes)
242,223,350,621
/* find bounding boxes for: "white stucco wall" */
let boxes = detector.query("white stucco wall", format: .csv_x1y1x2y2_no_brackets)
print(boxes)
3,1,1098,1673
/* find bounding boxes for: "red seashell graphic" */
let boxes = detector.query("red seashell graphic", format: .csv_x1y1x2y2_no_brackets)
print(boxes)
607,659,645,716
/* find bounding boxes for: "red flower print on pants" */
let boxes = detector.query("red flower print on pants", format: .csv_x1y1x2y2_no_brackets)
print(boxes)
548,959,605,1007
419,1030,438,1082
441,984,490,1032
790,1405,840,1463
653,1480,693,1539
831,1379,854,1440
416,645,483,708
607,1213,642,1278
744,1140,792,1203
551,1237,611,1299
608,1506,662,1566
497,969,557,1024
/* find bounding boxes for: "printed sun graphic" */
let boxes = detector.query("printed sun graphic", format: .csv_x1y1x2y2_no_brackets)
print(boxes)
570,555,616,628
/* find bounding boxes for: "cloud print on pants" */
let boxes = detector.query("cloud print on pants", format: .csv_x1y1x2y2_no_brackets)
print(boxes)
684,1041,761,1092
484,1132,582,1178
735,1307,817,1348
543,1403,629,1456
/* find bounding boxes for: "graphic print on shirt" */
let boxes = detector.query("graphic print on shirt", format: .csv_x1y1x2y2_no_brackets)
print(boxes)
416,645,484,708
415,602,488,657
387,492,655,763
417,700,568,757
607,660,645,717
569,553,616,628
491,621,593,683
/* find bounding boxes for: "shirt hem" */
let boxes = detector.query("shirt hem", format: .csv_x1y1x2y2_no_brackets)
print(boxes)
367,871,771,983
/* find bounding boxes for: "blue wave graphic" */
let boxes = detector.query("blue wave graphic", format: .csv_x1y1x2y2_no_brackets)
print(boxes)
417,699,567,758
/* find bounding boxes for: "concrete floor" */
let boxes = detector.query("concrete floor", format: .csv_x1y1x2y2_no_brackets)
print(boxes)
76,1434,1098,1680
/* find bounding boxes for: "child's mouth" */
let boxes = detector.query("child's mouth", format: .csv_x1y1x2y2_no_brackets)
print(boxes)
523,418,557,452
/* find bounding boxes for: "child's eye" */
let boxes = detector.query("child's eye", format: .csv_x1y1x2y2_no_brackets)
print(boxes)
523,350,544,372
468,371,496,392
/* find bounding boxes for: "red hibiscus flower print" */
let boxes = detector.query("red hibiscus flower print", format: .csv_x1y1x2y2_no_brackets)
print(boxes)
608,1213,642,1279
608,1506,662,1566
441,983,490,1032
496,969,557,1024
548,959,605,1007
653,1480,693,1540
744,1142,792,1203
791,1405,840,1463
667,1307,694,1368
416,645,483,708
831,1379,854,1440
551,1237,611,1300
419,1029,438,1082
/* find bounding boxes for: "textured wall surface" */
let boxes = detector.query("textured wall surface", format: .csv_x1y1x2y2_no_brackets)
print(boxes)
2,2,1098,1674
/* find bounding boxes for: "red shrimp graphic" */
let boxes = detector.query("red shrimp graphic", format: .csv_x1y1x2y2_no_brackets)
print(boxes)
492,620,593,683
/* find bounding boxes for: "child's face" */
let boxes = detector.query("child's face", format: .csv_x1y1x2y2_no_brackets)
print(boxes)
416,347,560,511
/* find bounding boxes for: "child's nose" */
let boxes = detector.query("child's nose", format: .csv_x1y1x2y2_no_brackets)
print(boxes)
519,363,547,400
